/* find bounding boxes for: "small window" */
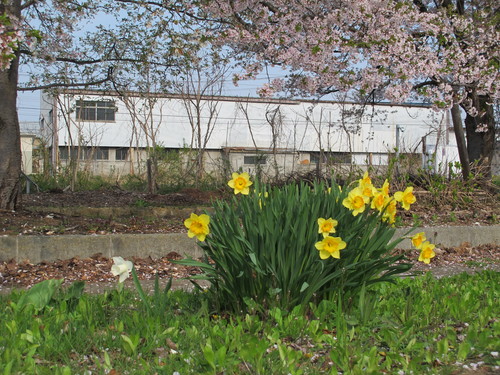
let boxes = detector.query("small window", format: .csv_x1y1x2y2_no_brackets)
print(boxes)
59,147,81,160
76,100,116,122
116,148,128,161
94,148,109,160
311,152,352,164
244,155,267,165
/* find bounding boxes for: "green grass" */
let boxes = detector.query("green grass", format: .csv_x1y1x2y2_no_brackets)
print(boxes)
1,271,499,374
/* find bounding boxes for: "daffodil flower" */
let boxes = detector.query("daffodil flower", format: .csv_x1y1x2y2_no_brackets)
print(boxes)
111,256,133,283
184,213,210,241
315,236,347,259
382,199,397,224
394,186,416,210
317,217,338,237
379,179,390,198
357,172,377,198
370,192,387,212
411,232,426,249
359,171,372,185
360,183,377,198
342,187,369,216
228,172,253,195
418,241,436,264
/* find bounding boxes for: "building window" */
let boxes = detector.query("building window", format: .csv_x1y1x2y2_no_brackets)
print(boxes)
76,100,116,121
311,152,352,164
59,147,81,160
244,155,267,165
116,148,128,161
93,148,109,160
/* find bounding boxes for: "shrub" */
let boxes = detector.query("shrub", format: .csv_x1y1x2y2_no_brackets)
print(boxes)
180,172,426,313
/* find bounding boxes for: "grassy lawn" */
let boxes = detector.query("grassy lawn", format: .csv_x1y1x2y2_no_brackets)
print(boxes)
1,271,498,374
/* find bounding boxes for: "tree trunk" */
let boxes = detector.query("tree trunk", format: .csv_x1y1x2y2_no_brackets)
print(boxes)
464,95,495,177
0,1,22,210
450,104,470,180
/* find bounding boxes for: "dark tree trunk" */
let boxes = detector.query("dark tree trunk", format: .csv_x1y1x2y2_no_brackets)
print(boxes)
464,95,496,177
0,1,22,210
450,104,470,180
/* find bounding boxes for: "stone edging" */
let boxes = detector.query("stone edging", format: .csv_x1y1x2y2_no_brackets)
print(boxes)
0,225,498,263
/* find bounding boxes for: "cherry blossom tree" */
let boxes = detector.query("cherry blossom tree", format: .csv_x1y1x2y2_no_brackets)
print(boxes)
201,0,499,178
0,0,209,209
0,1,23,210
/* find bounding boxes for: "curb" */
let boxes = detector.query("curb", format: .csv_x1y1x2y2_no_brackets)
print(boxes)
0,225,498,263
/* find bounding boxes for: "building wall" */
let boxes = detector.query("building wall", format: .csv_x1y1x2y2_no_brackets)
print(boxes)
20,135,34,174
40,90,459,178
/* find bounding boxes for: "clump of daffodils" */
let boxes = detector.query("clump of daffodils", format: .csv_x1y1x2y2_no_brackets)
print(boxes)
341,172,418,223
338,172,434,263
184,171,436,264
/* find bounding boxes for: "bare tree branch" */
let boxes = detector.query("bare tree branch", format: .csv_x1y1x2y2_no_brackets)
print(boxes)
18,49,175,67
18,67,114,91
21,0,38,11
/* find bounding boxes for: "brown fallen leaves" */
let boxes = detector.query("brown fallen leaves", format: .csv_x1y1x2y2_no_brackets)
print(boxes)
0,252,202,290
1,243,498,292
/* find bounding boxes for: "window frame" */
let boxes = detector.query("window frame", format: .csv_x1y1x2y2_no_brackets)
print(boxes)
93,148,109,160
310,152,352,165
243,155,267,165
75,100,116,122
115,148,128,161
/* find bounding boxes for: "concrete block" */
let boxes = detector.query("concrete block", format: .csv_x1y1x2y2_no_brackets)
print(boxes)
1,224,497,264
394,225,499,249
0,236,18,261
16,235,112,263
110,233,203,259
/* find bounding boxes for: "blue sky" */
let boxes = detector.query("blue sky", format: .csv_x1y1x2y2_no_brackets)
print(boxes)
16,68,292,123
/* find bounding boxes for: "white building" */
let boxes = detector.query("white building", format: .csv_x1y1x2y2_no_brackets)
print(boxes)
19,122,44,175
39,89,459,180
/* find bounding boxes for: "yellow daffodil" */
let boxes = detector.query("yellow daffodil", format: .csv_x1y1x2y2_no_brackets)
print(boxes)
111,256,133,283
411,232,426,249
317,217,338,237
228,172,253,195
358,172,377,198
370,192,387,212
382,199,397,224
418,241,436,264
394,186,416,210
359,171,372,185
184,213,210,241
361,183,377,198
315,236,347,259
342,187,369,216
379,179,390,198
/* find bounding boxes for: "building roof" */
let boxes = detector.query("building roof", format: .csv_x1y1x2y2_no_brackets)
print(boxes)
54,89,433,109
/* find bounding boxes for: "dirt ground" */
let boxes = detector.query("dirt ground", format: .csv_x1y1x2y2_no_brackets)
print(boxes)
1,188,223,236
0,187,498,291
1,187,498,236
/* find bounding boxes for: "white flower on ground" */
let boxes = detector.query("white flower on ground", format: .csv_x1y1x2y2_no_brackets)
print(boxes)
111,256,133,283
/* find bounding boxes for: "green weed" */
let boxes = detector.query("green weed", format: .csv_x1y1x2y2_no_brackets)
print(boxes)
1,271,498,374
